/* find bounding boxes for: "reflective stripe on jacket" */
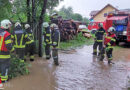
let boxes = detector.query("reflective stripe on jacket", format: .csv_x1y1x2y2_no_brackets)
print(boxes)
0,28,13,59
51,29,60,48
25,28,34,45
95,27,106,42
43,27,52,44
104,33,116,47
12,26,31,48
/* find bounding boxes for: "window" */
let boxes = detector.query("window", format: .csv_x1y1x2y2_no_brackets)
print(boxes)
104,13,108,17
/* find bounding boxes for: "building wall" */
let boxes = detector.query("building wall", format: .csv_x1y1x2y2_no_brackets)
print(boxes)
93,6,116,22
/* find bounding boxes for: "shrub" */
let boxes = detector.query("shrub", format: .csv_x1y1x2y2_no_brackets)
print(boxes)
8,54,29,79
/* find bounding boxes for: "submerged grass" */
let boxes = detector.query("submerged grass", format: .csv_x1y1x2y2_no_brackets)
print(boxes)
59,33,94,50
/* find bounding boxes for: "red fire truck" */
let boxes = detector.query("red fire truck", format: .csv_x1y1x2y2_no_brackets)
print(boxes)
88,22,106,30
105,12,130,43
88,12,130,43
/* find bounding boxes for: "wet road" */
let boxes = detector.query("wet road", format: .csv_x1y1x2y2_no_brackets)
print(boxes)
4,45,130,90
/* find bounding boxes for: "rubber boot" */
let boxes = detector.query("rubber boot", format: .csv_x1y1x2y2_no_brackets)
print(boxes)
46,55,51,60
108,60,111,64
53,56,59,66
100,55,104,61
30,59,34,62
54,59,59,66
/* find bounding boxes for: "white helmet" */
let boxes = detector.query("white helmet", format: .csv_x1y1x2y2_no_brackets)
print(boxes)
108,27,115,32
1,19,12,29
51,12,58,17
15,22,21,27
25,24,30,29
43,22,49,28
98,23,103,28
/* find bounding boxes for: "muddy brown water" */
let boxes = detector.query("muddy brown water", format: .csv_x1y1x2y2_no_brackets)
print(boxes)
4,45,130,90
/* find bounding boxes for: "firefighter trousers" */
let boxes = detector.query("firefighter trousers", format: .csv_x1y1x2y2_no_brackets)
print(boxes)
52,48,59,65
106,48,113,61
99,47,105,61
16,48,25,62
45,44,51,59
99,47,113,62
93,41,103,56
0,59,10,82
25,43,35,61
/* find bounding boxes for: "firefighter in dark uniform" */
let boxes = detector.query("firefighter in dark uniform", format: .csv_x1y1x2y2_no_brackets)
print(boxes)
93,23,106,56
12,22,31,63
50,13,58,25
24,24,35,61
50,24,60,65
100,27,116,64
0,19,14,86
43,22,51,59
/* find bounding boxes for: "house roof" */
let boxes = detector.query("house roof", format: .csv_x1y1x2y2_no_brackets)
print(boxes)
90,10,99,16
90,4,118,19
119,9,130,14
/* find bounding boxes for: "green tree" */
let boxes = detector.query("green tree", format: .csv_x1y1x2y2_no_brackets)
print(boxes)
72,13,83,21
0,0,12,21
0,0,63,56
58,6,86,21
59,6,73,19
82,17,90,26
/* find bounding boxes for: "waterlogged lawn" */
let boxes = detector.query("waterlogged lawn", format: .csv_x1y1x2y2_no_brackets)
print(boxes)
60,33,94,50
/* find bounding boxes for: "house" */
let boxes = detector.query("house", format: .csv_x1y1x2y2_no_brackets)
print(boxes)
90,4,118,22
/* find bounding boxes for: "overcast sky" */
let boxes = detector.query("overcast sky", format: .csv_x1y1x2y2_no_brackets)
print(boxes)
56,0,130,18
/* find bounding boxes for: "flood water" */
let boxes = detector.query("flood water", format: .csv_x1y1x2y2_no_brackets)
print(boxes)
4,45,130,90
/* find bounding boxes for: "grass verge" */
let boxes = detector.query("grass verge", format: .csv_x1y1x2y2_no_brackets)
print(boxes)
59,33,94,50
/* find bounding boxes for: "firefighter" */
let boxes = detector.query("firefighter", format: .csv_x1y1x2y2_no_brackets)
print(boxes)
24,24,35,61
50,13,58,23
50,24,60,66
101,27,116,64
0,19,14,86
93,23,106,56
12,22,31,63
43,22,51,59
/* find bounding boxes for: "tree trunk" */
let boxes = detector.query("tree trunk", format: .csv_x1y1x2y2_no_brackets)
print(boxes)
32,0,36,31
38,0,48,57
27,0,31,24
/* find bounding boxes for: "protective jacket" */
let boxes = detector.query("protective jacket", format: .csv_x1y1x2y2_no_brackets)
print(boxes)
12,25,31,48
0,28,14,59
43,27,51,45
25,28,34,45
51,28,60,48
105,33,116,47
95,27,106,42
